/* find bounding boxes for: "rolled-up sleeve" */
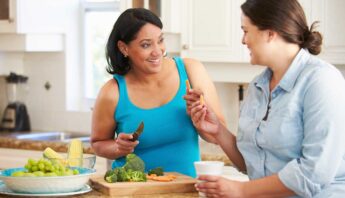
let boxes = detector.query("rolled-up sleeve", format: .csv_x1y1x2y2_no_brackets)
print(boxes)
278,67,345,197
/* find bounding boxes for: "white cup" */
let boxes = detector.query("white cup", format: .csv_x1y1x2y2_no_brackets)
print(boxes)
194,161,224,197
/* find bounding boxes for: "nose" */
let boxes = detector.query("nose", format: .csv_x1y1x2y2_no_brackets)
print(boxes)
241,34,246,45
151,43,164,56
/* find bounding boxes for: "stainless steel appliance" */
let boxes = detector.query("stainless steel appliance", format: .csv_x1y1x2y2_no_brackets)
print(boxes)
0,72,30,132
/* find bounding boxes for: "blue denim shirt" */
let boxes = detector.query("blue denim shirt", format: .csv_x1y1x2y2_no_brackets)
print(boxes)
237,49,345,197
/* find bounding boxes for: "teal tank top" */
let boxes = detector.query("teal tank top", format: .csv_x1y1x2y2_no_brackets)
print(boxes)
112,57,200,177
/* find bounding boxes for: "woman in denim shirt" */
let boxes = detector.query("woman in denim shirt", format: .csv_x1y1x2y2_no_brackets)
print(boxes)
185,0,345,197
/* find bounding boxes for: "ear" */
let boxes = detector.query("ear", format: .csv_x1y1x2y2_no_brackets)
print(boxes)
267,30,278,42
117,41,128,56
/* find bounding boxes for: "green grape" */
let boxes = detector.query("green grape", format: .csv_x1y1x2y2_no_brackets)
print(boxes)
44,160,52,167
28,158,37,166
73,169,79,175
31,165,38,172
24,163,31,171
64,169,74,176
55,170,63,176
45,172,58,177
11,171,25,177
45,164,52,172
38,162,45,171
33,171,45,177
23,173,36,177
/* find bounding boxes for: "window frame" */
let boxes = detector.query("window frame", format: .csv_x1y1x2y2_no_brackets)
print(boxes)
80,0,121,110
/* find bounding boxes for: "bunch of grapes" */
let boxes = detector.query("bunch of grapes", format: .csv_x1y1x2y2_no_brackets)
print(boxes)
11,158,79,177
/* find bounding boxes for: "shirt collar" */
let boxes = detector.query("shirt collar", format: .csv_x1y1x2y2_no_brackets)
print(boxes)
254,48,310,92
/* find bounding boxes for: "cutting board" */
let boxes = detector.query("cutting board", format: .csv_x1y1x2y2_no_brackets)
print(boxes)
90,172,197,196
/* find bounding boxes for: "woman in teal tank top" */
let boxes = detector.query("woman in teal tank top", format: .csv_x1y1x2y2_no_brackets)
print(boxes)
91,8,225,177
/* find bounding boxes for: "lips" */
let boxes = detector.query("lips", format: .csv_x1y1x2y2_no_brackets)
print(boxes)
147,57,161,65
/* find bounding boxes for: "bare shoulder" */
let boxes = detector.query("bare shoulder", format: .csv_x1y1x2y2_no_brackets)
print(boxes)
95,78,119,108
183,58,204,69
182,57,207,78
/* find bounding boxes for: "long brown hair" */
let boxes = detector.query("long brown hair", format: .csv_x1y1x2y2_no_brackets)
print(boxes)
241,0,322,55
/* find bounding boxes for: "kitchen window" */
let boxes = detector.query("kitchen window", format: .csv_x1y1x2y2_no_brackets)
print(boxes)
81,0,121,99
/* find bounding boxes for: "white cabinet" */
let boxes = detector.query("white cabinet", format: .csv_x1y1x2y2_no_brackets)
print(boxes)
179,0,345,65
300,0,345,64
0,0,68,52
0,0,68,34
180,0,248,63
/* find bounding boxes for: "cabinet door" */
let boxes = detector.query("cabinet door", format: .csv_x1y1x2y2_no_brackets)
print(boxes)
0,0,17,32
0,0,69,34
300,0,345,64
181,0,246,63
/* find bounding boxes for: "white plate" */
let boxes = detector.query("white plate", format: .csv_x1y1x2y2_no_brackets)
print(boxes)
0,181,92,197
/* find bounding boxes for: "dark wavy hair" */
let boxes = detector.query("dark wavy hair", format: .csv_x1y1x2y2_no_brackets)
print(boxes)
105,8,163,75
241,0,322,55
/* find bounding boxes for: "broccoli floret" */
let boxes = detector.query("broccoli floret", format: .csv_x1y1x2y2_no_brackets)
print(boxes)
103,154,147,183
117,167,130,182
104,169,118,183
148,167,164,176
129,170,147,182
123,154,145,172
105,173,118,183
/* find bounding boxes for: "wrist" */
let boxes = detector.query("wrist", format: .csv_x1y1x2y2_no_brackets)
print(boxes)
214,123,227,142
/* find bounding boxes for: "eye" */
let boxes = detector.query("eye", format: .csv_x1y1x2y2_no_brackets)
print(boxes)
141,43,150,48
158,37,165,44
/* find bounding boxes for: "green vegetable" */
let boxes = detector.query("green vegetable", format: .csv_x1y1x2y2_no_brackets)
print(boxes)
123,154,145,172
104,154,147,183
117,167,130,181
148,167,164,176
130,170,147,182
104,169,118,183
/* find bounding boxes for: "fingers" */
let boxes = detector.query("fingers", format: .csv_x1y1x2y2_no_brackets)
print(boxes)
190,101,206,124
198,175,220,182
183,89,203,103
195,176,222,197
116,133,139,154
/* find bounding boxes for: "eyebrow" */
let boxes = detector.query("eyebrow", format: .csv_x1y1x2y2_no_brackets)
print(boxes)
139,33,164,43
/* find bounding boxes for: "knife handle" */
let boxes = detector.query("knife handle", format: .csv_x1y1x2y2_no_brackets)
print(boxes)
130,133,139,142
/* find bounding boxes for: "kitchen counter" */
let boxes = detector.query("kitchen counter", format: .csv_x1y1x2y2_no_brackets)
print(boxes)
0,137,245,197
0,189,199,198
0,136,233,165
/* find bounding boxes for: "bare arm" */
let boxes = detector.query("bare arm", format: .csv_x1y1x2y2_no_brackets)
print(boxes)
197,174,295,197
183,58,226,142
91,79,138,159
214,123,246,172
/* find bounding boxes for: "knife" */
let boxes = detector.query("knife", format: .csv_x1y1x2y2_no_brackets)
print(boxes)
131,121,144,141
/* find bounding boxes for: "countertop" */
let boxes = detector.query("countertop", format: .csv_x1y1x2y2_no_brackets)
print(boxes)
0,136,245,197
0,136,233,165
0,188,199,198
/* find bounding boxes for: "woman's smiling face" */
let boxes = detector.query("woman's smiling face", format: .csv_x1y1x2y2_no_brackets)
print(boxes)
241,13,271,66
125,23,166,74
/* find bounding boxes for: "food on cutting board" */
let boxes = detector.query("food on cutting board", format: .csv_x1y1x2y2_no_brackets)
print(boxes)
146,174,177,182
104,154,146,183
104,154,177,183
148,167,164,176
11,139,84,177
147,167,176,182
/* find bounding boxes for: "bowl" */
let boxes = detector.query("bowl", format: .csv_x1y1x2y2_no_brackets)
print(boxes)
0,167,96,193
45,153,96,169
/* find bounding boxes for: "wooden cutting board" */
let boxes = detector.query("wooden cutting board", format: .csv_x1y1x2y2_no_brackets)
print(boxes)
90,172,197,196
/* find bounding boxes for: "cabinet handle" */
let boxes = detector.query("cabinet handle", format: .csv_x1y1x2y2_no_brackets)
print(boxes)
182,44,189,50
